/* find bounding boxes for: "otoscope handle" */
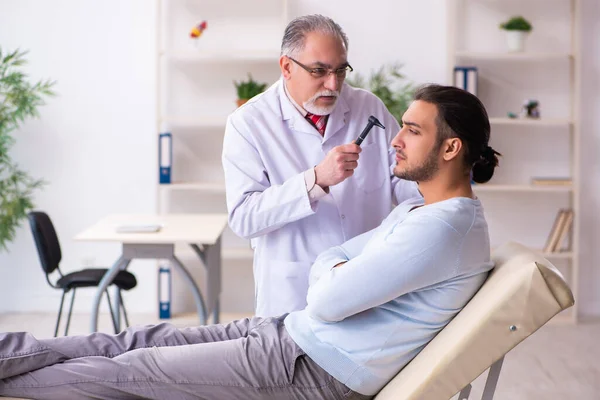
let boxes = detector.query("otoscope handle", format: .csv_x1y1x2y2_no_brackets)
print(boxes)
355,115,386,147
354,124,372,146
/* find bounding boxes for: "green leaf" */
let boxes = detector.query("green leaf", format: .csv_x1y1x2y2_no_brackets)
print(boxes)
346,63,415,123
0,46,55,251
233,73,268,100
499,16,533,32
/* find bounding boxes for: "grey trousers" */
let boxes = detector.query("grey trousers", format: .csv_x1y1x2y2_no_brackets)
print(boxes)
0,315,372,400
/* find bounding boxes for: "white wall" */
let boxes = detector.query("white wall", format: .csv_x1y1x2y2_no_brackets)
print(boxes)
287,0,448,84
0,0,158,313
0,0,598,317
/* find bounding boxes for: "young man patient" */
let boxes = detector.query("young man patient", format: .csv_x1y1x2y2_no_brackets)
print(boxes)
0,84,500,400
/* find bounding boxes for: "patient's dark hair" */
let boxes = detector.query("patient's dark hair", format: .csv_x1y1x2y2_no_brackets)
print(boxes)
414,84,501,184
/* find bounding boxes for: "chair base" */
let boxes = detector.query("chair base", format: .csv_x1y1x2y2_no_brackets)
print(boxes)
54,288,131,336
457,356,504,400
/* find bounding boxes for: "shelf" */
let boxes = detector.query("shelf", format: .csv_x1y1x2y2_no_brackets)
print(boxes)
473,184,573,193
455,51,573,61
159,182,226,193
223,247,254,261
161,116,226,129
489,118,572,127
492,249,573,260
162,50,280,63
541,251,574,260
162,182,574,194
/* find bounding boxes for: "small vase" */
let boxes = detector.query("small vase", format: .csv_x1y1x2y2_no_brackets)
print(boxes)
505,30,528,52
236,99,248,107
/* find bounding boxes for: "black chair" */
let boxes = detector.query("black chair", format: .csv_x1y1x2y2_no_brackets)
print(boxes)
28,211,137,336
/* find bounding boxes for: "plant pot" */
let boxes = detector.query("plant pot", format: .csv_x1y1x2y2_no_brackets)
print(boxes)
236,99,249,107
505,30,529,52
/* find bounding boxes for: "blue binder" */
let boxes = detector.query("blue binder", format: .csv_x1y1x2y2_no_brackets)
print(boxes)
159,132,172,184
158,264,172,319
453,66,478,96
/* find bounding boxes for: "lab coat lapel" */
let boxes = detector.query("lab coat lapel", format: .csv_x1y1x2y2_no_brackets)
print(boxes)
323,92,349,142
278,79,322,136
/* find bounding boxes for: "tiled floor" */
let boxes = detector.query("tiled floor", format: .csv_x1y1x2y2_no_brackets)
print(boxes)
1,312,598,399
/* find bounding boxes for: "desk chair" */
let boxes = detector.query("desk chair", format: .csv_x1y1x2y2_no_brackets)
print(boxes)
28,211,137,336
375,241,575,400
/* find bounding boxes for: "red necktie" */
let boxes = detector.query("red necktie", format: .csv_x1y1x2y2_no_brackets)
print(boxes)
306,113,328,136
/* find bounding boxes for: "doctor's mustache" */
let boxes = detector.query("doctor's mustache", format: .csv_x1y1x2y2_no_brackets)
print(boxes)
307,90,340,101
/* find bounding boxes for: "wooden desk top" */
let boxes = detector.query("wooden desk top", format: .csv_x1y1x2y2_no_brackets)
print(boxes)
74,214,228,245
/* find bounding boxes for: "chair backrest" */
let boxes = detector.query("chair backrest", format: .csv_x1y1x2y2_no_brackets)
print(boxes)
374,241,575,400
28,211,62,275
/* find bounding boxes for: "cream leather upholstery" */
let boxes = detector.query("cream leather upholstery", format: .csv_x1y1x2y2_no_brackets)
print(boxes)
375,241,575,400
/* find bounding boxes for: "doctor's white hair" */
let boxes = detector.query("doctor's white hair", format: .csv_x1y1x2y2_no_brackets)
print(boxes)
281,14,349,58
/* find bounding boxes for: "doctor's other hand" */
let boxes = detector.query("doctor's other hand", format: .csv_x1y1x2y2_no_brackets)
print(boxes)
315,143,361,189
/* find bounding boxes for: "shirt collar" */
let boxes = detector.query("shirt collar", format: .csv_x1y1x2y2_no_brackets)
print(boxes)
283,80,308,117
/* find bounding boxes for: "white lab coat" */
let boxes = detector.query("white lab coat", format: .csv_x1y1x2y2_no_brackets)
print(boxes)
222,79,420,316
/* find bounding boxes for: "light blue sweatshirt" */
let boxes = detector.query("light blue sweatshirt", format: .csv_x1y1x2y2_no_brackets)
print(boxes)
284,196,494,395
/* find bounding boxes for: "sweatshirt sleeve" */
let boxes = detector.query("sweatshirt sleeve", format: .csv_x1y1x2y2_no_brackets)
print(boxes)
308,227,378,287
305,214,463,322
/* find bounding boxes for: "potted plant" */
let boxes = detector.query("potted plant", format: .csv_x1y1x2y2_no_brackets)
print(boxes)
346,63,415,124
233,74,267,107
0,48,55,250
499,16,533,52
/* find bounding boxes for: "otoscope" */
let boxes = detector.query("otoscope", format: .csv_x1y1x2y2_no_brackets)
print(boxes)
355,115,385,146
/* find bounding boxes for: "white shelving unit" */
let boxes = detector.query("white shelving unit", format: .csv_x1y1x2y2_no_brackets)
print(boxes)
447,0,581,321
155,0,289,313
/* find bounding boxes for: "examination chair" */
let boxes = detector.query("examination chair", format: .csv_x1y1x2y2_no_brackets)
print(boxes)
2,242,573,400
374,241,575,400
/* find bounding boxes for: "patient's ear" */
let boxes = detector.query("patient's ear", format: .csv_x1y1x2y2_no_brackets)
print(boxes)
443,138,462,161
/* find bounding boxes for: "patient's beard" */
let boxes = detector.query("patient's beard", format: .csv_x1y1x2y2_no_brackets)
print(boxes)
395,148,440,182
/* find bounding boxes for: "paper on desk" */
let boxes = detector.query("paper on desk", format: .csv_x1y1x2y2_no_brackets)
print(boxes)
115,224,162,233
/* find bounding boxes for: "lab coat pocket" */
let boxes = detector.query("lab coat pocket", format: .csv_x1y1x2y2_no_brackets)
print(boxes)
354,142,386,193
269,260,311,313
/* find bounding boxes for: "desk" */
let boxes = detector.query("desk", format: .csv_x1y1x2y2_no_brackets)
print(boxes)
75,214,228,332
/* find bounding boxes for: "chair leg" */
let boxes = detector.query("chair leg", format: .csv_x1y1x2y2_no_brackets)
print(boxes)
482,356,504,400
64,289,77,336
54,290,68,337
119,290,131,328
104,289,119,334
458,384,472,400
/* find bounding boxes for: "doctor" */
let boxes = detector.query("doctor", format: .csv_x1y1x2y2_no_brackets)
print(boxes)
222,14,420,317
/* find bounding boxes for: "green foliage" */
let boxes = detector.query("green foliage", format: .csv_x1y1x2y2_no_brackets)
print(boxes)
0,47,55,251
346,63,415,124
500,16,533,32
233,74,267,100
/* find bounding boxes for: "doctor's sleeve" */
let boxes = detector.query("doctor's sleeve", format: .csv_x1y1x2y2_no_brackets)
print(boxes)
222,116,317,239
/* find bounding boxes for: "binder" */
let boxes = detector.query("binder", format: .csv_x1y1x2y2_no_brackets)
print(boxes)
453,66,478,96
158,264,172,319
553,209,574,252
543,210,566,253
159,132,172,184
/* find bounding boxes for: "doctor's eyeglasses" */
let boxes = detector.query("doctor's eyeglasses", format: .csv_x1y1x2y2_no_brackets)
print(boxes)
288,57,353,79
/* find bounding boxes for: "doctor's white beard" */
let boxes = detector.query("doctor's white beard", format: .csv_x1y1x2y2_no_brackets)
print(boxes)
303,90,339,115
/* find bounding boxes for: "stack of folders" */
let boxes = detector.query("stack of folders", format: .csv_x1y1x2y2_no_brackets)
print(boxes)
543,209,574,253
453,66,478,96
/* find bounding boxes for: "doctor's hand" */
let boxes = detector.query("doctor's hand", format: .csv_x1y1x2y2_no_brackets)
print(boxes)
315,143,361,189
